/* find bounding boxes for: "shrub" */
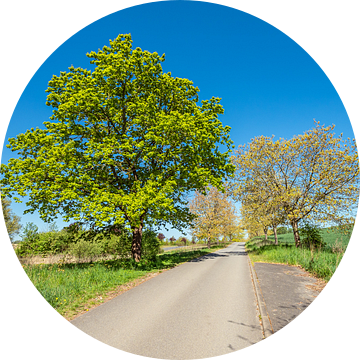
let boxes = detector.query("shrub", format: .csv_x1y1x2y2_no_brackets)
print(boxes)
299,223,326,249
141,229,161,261
20,222,39,242
276,226,288,235
102,233,132,259
67,239,102,262
15,222,40,256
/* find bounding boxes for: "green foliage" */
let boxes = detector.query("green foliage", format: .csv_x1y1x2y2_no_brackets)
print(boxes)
175,236,188,246
23,262,147,318
23,246,223,318
141,229,161,261
299,222,326,249
101,233,131,259
14,223,162,261
246,225,351,281
247,244,344,281
21,222,39,242
245,236,275,251
1,34,235,261
277,226,291,235
15,224,75,257
1,196,21,241
67,239,103,262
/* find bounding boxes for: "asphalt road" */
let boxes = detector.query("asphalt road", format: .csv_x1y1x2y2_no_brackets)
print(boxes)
71,242,263,359
162,245,185,251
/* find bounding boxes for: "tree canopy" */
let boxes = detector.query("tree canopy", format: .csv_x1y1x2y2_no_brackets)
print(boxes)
189,186,241,247
232,122,359,246
0,34,234,261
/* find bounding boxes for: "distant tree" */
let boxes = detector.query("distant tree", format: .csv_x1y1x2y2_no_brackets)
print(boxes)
277,226,288,235
189,186,238,248
157,233,165,241
1,196,21,242
169,236,176,244
20,222,39,243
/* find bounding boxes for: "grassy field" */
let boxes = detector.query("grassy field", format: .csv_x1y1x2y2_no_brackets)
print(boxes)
23,245,226,319
246,228,351,281
267,228,352,247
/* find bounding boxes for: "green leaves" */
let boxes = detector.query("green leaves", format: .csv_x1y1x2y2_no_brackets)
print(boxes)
232,122,359,244
1,34,234,237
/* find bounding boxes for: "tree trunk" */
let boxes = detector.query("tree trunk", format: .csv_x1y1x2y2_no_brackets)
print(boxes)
131,224,143,262
207,236,211,249
273,226,278,245
290,220,301,247
264,227,268,241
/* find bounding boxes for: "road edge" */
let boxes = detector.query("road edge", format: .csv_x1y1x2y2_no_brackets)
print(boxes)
247,256,274,338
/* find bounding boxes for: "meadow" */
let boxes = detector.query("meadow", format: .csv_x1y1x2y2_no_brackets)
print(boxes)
16,225,351,320
22,245,226,320
246,228,351,281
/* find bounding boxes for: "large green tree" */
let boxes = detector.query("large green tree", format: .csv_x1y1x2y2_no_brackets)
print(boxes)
0,34,234,261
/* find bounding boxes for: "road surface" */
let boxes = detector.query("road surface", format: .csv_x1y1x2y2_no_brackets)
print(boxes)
71,242,263,359
162,245,185,251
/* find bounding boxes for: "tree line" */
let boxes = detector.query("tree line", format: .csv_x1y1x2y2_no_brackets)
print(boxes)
230,122,359,246
1,34,359,260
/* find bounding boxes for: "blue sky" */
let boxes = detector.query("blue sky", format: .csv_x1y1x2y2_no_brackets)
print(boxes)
1,1,354,239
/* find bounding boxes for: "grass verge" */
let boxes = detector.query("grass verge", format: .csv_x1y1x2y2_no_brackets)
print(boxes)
23,245,226,320
247,244,344,281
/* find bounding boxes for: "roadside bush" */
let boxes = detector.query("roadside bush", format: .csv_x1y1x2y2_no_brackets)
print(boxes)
299,223,326,249
67,239,103,262
277,226,291,235
15,222,39,256
141,229,161,261
15,223,77,257
15,221,161,262
102,233,132,258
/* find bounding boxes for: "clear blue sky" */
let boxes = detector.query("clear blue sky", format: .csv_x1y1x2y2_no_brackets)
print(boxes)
1,1,353,239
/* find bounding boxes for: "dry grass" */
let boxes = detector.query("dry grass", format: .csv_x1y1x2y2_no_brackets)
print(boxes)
17,253,121,266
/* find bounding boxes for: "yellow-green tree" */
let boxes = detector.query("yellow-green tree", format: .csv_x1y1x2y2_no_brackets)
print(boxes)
246,189,287,244
221,204,244,242
233,122,359,246
240,201,265,239
188,186,239,247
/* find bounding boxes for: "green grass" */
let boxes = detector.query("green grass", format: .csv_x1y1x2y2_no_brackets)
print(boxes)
251,228,352,248
248,244,344,281
23,245,226,319
246,229,348,281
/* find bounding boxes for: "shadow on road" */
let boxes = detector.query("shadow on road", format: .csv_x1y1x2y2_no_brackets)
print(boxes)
189,250,247,262
227,320,260,347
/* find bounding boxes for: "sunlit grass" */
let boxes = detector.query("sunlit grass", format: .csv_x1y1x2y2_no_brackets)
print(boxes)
23,245,226,318
246,228,350,281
